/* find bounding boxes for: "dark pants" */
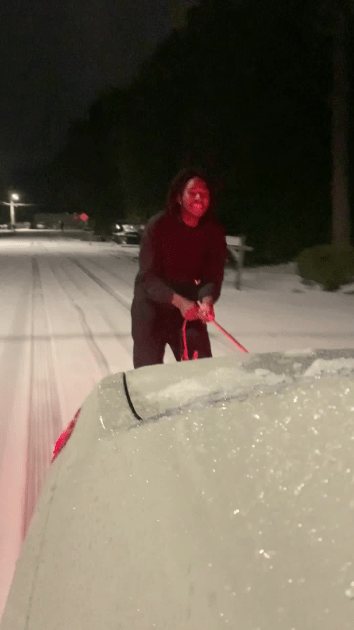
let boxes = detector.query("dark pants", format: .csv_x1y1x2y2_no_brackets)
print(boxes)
131,300,212,369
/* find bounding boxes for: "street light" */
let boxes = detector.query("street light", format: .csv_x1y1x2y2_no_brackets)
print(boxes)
9,193,19,226
0,193,36,230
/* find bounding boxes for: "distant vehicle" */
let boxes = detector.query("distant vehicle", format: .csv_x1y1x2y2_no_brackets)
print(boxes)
2,348,354,629
112,220,125,233
111,220,142,245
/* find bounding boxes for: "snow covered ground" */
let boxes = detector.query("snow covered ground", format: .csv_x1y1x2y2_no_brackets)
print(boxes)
0,232,354,621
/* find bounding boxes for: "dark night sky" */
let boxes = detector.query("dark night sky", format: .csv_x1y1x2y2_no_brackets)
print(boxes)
0,0,197,177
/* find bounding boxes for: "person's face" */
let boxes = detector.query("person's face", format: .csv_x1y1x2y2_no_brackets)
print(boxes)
180,177,210,219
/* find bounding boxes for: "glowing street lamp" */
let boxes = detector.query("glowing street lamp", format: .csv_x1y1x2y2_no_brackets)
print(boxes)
9,193,19,226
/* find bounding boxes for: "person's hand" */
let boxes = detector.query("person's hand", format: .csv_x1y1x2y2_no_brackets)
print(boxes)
198,296,215,322
184,303,200,321
171,294,200,320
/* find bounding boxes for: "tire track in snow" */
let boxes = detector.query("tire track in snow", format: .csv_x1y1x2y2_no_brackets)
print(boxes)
61,257,133,353
82,254,135,290
48,261,110,378
0,288,30,469
40,240,133,373
69,257,131,311
57,258,134,358
23,258,62,536
55,255,134,358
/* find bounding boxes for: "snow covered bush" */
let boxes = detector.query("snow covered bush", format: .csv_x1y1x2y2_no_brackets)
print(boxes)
297,244,354,291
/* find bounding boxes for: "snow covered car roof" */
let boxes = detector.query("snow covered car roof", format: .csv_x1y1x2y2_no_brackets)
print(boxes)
2,349,354,629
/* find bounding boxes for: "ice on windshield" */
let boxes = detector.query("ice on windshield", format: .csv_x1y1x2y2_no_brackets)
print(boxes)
144,365,291,414
127,352,354,421
304,358,354,378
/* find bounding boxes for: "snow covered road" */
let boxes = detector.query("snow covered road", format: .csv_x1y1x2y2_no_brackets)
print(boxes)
1,232,354,621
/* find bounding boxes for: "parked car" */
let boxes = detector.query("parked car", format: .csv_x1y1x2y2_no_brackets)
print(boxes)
111,220,142,245
2,348,354,629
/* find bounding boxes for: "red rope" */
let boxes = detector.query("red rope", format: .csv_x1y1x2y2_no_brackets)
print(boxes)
181,320,199,361
211,320,249,354
181,313,248,361
181,320,189,361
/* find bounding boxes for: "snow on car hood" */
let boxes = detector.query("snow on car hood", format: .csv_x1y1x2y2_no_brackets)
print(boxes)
126,348,354,421
2,351,354,630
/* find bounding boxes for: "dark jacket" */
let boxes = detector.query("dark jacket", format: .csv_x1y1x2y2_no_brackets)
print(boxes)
132,212,226,333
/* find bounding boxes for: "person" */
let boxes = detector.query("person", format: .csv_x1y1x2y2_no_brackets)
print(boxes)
131,168,227,368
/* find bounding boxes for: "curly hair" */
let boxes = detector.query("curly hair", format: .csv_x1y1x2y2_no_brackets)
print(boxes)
164,167,216,224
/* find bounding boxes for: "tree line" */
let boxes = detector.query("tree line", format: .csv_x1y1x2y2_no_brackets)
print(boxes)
36,0,353,262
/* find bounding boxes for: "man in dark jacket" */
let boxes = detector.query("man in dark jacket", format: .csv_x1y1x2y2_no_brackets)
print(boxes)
131,168,227,368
